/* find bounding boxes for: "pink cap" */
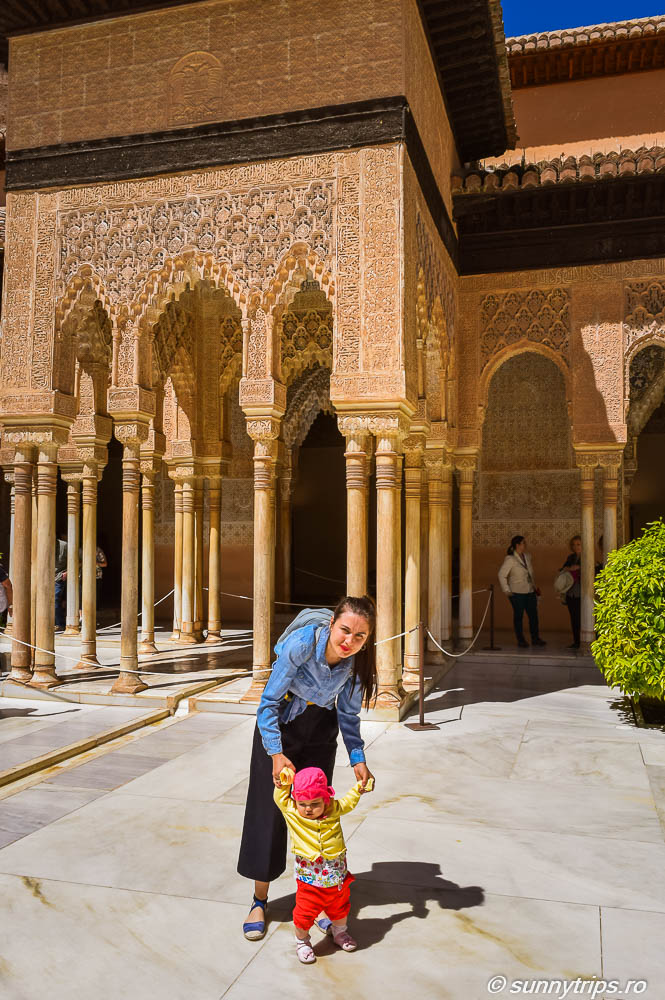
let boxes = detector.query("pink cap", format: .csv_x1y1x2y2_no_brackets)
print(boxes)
292,766,335,803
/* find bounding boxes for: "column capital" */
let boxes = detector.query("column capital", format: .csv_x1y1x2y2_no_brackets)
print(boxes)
402,433,426,464
245,416,281,444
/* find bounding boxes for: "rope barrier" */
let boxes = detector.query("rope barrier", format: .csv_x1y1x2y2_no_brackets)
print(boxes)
426,590,493,659
295,567,346,586
374,626,418,646
97,589,175,632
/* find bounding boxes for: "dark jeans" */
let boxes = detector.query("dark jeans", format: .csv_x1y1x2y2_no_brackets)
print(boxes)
509,592,540,642
566,594,581,646
55,578,67,629
237,703,338,884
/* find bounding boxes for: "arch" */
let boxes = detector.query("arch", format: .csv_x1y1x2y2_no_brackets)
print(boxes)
260,242,335,314
56,267,117,330
283,366,334,449
478,342,572,427
54,276,114,398
626,342,665,438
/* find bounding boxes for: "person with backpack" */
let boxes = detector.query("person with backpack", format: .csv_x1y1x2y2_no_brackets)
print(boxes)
238,594,377,943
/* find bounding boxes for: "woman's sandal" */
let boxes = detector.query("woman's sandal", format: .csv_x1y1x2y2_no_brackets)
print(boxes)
295,935,316,964
242,895,268,940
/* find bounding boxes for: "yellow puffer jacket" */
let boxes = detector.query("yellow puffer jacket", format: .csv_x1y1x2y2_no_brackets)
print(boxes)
273,782,363,860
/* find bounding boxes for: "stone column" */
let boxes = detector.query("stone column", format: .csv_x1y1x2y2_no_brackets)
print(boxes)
194,481,205,640
420,470,429,631
577,455,597,649
171,481,183,639
278,466,293,603
139,471,157,654
179,479,197,643
441,461,453,644
374,428,405,709
5,475,15,635
205,478,222,643
77,467,101,669
8,450,35,682
394,452,403,672
341,427,371,596
111,443,147,694
63,481,81,636
242,421,279,702
403,441,423,688
601,453,621,562
623,452,637,546
30,469,38,660
425,454,443,651
456,455,477,642
32,446,61,688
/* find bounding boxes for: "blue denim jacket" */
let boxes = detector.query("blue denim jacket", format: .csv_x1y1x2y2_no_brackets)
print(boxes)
256,624,366,765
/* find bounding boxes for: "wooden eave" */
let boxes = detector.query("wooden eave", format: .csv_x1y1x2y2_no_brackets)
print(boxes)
509,32,665,88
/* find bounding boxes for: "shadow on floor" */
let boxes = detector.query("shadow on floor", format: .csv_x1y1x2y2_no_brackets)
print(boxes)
268,861,484,951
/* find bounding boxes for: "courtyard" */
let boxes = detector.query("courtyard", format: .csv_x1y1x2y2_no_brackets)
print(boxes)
0,652,663,1000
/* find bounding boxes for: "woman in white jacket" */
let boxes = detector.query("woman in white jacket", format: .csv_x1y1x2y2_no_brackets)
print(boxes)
498,535,546,649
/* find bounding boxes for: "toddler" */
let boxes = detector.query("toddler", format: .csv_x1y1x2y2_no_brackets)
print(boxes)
274,764,372,964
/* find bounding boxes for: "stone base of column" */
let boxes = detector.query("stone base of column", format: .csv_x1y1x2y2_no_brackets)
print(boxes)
31,667,63,689
402,654,420,690
111,672,148,694
76,651,101,670
240,675,269,703
375,681,407,711
170,628,181,641
63,625,81,637
4,623,13,636
8,665,32,683
204,627,221,644
176,627,199,645
138,640,158,654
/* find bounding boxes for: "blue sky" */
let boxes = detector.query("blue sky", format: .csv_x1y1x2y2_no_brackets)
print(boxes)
501,1,663,37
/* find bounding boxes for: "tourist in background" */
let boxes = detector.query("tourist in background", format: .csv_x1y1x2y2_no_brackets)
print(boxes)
559,534,582,649
0,559,13,630
55,530,68,632
498,535,546,649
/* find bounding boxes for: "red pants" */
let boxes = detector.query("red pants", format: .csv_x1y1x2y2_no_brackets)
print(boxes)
293,873,355,931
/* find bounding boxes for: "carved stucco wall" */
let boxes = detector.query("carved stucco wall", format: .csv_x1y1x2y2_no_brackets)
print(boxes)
476,352,580,547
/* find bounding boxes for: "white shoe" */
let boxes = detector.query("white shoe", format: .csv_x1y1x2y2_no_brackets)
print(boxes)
295,934,316,964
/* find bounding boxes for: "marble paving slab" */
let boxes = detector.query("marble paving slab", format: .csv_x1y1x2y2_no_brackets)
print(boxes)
355,765,662,843
0,872,268,1000
343,814,665,912
600,904,665,992
0,784,104,848
510,731,651,790
223,882,602,1000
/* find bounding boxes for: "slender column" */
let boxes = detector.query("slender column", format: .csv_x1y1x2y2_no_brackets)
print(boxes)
601,455,621,562
375,433,405,709
8,452,35,682
32,447,61,688
171,482,183,639
456,456,477,642
269,476,277,628
420,471,429,631
63,481,81,636
77,470,101,668
179,479,197,643
441,462,453,643
205,479,222,643
394,453,403,672
242,430,278,702
139,472,157,653
343,430,370,596
30,470,38,660
622,455,637,546
278,471,293,603
5,478,15,635
194,481,204,640
111,445,147,693
425,456,443,652
403,445,423,687
578,457,597,649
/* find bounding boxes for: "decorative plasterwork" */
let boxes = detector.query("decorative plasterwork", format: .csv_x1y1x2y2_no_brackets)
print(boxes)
283,366,334,449
479,288,570,375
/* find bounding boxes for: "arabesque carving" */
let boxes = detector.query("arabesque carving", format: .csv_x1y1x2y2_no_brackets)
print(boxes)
480,288,570,372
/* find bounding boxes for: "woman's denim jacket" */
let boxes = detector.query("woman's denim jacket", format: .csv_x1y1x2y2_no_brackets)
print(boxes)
256,624,366,765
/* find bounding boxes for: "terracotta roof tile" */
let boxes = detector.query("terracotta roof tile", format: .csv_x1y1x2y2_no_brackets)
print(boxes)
453,145,665,193
506,14,665,53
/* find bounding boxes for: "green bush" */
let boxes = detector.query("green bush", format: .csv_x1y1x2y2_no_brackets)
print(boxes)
592,519,665,698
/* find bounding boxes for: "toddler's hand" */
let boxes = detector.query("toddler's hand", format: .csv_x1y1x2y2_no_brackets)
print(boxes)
279,766,295,786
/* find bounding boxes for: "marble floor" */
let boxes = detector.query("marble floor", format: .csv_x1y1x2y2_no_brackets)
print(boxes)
0,657,663,999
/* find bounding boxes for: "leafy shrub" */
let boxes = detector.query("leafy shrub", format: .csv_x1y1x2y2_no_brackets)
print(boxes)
592,519,665,698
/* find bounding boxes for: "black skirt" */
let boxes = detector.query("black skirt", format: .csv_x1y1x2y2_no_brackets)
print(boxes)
237,703,339,883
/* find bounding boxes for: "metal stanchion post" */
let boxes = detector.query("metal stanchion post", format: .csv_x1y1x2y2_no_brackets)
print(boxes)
406,620,439,731
483,584,501,651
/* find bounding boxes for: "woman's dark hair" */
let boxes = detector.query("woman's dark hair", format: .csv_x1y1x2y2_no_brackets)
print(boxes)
332,595,377,710
569,534,582,550
507,535,525,556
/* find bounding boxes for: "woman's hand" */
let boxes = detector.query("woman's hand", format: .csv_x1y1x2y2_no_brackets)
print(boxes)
353,762,375,792
271,752,295,787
